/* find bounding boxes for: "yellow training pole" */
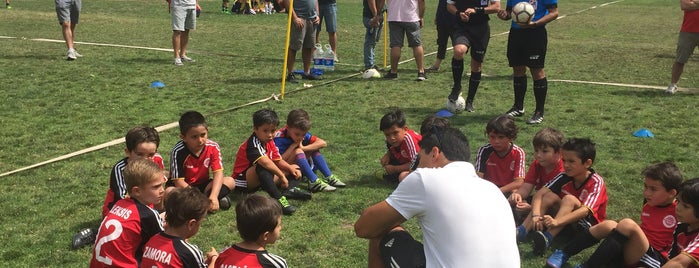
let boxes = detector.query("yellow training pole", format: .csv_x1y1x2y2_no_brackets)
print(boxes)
280,0,295,99
383,12,387,69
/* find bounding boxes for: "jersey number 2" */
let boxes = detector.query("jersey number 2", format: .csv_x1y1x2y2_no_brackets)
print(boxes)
94,219,124,265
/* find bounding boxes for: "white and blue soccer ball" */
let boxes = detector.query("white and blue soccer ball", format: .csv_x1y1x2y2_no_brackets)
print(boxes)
446,96,466,113
362,68,381,79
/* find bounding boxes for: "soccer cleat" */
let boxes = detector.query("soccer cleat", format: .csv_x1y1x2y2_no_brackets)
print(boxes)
448,88,462,102
180,55,195,62
66,49,77,61
383,71,398,79
325,175,346,187
302,73,322,80
71,228,97,250
516,225,528,243
286,73,299,83
416,72,427,81
505,107,525,117
282,187,312,200
425,65,439,72
546,249,570,268
174,58,183,66
219,196,231,211
278,196,296,215
465,100,474,112
666,84,678,94
526,111,544,124
308,179,336,192
532,231,552,256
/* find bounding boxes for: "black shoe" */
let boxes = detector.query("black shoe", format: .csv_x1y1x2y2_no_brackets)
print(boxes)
526,111,544,124
278,196,296,215
71,228,97,250
282,187,312,200
448,88,462,102
416,72,427,81
465,100,474,112
532,231,551,256
219,196,231,211
302,73,322,80
286,73,299,83
383,71,398,79
505,107,525,117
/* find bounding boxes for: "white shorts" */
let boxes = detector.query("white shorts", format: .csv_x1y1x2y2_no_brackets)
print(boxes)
171,5,196,31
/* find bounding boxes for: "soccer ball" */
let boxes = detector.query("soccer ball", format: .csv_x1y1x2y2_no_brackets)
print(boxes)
512,2,534,24
362,68,381,79
445,96,466,113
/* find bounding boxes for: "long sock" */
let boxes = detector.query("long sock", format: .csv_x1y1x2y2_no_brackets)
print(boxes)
256,165,282,199
451,58,464,94
583,229,628,267
311,151,332,177
296,153,318,183
513,76,527,110
533,77,548,113
466,71,481,102
287,177,301,189
562,228,599,256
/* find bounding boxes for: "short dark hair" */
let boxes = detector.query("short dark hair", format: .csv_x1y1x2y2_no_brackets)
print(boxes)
485,115,518,139
379,109,406,131
236,194,282,242
418,127,470,162
678,178,699,218
164,187,210,228
178,111,207,135
286,109,311,132
125,126,160,151
253,109,280,128
419,115,450,136
643,162,683,192
532,127,564,151
561,138,596,165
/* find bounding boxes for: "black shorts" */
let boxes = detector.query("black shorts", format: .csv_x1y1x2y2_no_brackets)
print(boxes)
636,246,667,268
379,230,426,268
452,22,491,63
506,27,548,68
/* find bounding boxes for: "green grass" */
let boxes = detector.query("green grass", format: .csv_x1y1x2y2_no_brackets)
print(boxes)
1,0,698,266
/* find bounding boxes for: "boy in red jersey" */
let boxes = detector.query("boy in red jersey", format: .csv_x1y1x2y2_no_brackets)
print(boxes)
664,178,699,268
233,109,304,215
215,194,288,268
516,138,608,256
509,127,564,221
168,111,235,213
546,162,683,268
142,187,219,268
90,159,165,267
475,114,526,195
274,109,346,193
72,126,165,250
379,109,421,183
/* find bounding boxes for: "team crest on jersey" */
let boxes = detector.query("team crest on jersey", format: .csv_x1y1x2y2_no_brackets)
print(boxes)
204,157,211,168
663,215,678,229
509,161,516,171
580,189,589,200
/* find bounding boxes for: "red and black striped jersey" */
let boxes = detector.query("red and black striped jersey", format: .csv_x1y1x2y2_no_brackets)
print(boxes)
141,232,206,268
215,244,288,268
233,133,282,177
169,140,224,186
101,155,164,218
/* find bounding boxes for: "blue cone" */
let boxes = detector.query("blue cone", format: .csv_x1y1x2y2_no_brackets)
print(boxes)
150,81,165,88
435,109,454,118
633,128,654,138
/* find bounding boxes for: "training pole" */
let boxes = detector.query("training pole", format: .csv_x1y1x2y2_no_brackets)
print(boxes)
383,12,387,68
280,0,295,99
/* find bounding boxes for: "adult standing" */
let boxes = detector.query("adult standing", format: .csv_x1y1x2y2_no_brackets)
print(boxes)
55,0,82,60
171,0,197,66
376,0,427,81
316,0,339,62
363,0,384,70
284,0,322,83
354,127,520,267
446,0,500,113
497,0,558,124
666,0,699,94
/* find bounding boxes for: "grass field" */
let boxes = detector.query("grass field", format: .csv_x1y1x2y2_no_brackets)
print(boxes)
1,0,698,266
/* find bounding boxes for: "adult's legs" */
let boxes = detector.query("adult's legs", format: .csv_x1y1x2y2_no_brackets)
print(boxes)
172,31,182,59
61,22,75,50
179,29,190,58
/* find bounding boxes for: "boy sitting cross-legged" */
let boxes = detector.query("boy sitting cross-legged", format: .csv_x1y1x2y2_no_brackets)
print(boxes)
475,114,526,195
516,138,608,256
274,109,346,193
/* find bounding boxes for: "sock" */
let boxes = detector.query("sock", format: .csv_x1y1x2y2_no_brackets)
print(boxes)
533,77,548,114
256,165,282,199
216,185,232,200
562,228,599,256
513,76,527,110
296,153,318,183
311,151,332,177
287,176,300,189
583,229,628,267
451,58,464,90
466,71,481,102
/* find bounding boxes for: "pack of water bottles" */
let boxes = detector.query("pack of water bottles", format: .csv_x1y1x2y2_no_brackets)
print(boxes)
313,44,335,72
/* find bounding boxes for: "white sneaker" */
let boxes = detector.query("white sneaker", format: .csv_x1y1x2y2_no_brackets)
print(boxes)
66,49,77,61
666,84,678,94
74,51,83,57
181,56,195,62
334,54,339,63
248,9,256,14
174,58,183,66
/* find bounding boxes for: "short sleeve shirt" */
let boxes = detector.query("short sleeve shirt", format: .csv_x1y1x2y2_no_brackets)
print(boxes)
506,0,557,29
215,244,288,268
544,170,608,223
169,140,225,186
233,133,282,177
475,143,526,188
641,201,678,258
669,223,699,268
523,158,564,190
386,128,421,165
102,155,165,218
273,126,318,155
387,0,421,22
141,232,206,268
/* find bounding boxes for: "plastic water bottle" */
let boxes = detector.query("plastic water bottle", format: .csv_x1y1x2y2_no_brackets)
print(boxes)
313,44,325,71
323,44,335,72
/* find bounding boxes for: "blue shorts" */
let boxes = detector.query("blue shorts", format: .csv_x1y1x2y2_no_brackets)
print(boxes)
317,3,337,33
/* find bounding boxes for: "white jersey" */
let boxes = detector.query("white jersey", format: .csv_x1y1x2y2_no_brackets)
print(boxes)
386,161,520,267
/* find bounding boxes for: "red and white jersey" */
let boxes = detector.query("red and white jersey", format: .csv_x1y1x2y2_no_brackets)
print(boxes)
386,128,421,165
475,143,526,188
90,198,164,268
233,133,282,177
215,244,288,268
523,158,564,190
681,9,699,33
669,223,699,268
169,140,224,187
141,232,206,268
641,201,678,258
545,170,608,224
101,155,165,218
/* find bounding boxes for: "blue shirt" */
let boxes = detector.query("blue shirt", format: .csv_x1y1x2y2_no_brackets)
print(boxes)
506,0,557,29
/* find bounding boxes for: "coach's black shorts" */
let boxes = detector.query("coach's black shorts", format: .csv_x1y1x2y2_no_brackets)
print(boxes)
452,22,491,63
379,230,426,268
507,26,548,68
